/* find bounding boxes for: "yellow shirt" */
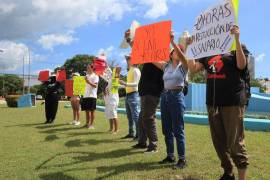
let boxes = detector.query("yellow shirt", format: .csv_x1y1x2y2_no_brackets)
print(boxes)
126,67,140,94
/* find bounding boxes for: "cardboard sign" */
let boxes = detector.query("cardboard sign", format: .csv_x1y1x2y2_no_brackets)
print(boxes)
93,58,107,76
56,69,66,81
187,0,238,59
73,76,86,96
65,80,73,97
131,20,172,64
38,70,49,82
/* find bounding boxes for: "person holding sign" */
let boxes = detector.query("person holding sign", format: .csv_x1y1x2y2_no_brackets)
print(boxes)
188,25,249,180
69,73,81,126
81,64,99,129
125,28,164,153
102,67,121,134
119,54,141,140
43,74,63,124
151,31,188,169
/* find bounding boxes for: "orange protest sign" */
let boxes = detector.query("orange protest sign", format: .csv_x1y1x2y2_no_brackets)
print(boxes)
65,80,73,97
131,20,172,65
56,69,66,81
38,70,49,82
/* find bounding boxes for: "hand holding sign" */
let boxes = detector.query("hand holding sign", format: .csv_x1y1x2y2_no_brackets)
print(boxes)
131,20,172,65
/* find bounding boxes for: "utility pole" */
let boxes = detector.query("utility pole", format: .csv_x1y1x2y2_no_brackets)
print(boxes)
0,49,4,96
22,56,25,95
27,47,31,94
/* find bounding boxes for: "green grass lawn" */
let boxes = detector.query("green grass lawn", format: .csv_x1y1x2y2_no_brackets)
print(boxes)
0,102,270,180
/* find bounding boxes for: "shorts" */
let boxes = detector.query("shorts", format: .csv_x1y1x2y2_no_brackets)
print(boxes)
81,97,97,111
104,94,119,119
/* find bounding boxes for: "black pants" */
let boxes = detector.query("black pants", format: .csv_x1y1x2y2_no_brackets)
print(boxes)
138,95,159,149
45,94,59,123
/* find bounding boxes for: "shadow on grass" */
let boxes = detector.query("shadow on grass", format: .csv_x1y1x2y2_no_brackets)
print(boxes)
45,134,60,142
64,138,121,148
39,172,75,180
36,148,142,171
95,162,202,180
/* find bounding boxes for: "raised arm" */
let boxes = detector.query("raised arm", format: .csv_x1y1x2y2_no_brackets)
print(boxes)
231,25,247,70
170,31,188,70
188,60,204,73
152,62,167,70
125,29,133,47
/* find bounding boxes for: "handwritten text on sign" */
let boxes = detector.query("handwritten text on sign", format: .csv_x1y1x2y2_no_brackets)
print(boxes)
187,0,236,59
73,76,86,96
131,21,171,64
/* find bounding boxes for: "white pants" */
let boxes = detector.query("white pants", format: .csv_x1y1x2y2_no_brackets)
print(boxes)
104,93,119,120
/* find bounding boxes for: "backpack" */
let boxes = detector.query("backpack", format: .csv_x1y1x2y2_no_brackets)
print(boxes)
240,63,251,106
183,79,189,96
238,44,251,106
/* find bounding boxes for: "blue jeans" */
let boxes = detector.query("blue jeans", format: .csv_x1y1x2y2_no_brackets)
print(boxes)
160,90,186,159
125,92,140,136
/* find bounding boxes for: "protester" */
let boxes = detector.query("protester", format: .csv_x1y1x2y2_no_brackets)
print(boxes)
151,31,188,168
119,54,141,140
44,74,62,124
81,64,99,129
102,66,121,134
69,73,81,126
188,25,249,180
124,29,164,153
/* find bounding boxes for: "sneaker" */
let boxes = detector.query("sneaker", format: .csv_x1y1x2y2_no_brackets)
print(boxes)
133,135,138,141
132,143,147,149
158,156,176,164
88,126,95,130
173,159,187,169
219,173,235,180
121,134,134,139
144,147,158,153
69,120,76,125
74,121,81,126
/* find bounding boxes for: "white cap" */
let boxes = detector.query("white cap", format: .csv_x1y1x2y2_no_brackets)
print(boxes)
98,53,107,61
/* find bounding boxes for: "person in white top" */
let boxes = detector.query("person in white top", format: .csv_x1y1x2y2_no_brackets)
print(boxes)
81,64,99,129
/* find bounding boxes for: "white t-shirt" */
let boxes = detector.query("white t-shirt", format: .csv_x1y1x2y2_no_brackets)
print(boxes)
84,73,99,98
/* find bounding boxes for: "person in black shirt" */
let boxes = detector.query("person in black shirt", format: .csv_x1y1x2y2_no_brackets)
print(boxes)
44,75,62,124
188,25,249,180
124,29,164,153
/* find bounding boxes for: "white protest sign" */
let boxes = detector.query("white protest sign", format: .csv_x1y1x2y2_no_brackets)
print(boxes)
120,20,140,49
187,0,237,59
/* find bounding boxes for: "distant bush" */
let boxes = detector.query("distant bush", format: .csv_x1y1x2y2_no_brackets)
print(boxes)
6,95,21,107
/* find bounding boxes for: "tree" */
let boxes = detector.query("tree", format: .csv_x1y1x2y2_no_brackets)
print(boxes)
250,79,267,93
0,74,23,96
188,71,206,83
56,54,95,78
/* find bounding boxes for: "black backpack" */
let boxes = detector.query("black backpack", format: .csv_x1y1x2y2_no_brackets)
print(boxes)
240,63,251,106
239,44,251,106
183,79,188,96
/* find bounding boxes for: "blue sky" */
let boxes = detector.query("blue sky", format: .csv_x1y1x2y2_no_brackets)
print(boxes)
0,0,269,78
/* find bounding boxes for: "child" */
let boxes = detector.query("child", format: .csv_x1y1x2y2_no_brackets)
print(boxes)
102,67,121,134
81,64,99,129
69,73,81,126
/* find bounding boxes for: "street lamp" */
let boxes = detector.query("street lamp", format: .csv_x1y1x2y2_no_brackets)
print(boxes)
0,49,4,97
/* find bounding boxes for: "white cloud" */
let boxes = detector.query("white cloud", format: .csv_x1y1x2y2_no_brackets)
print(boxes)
255,53,266,63
0,0,132,40
0,41,30,71
139,0,168,19
38,31,78,50
0,2,16,14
